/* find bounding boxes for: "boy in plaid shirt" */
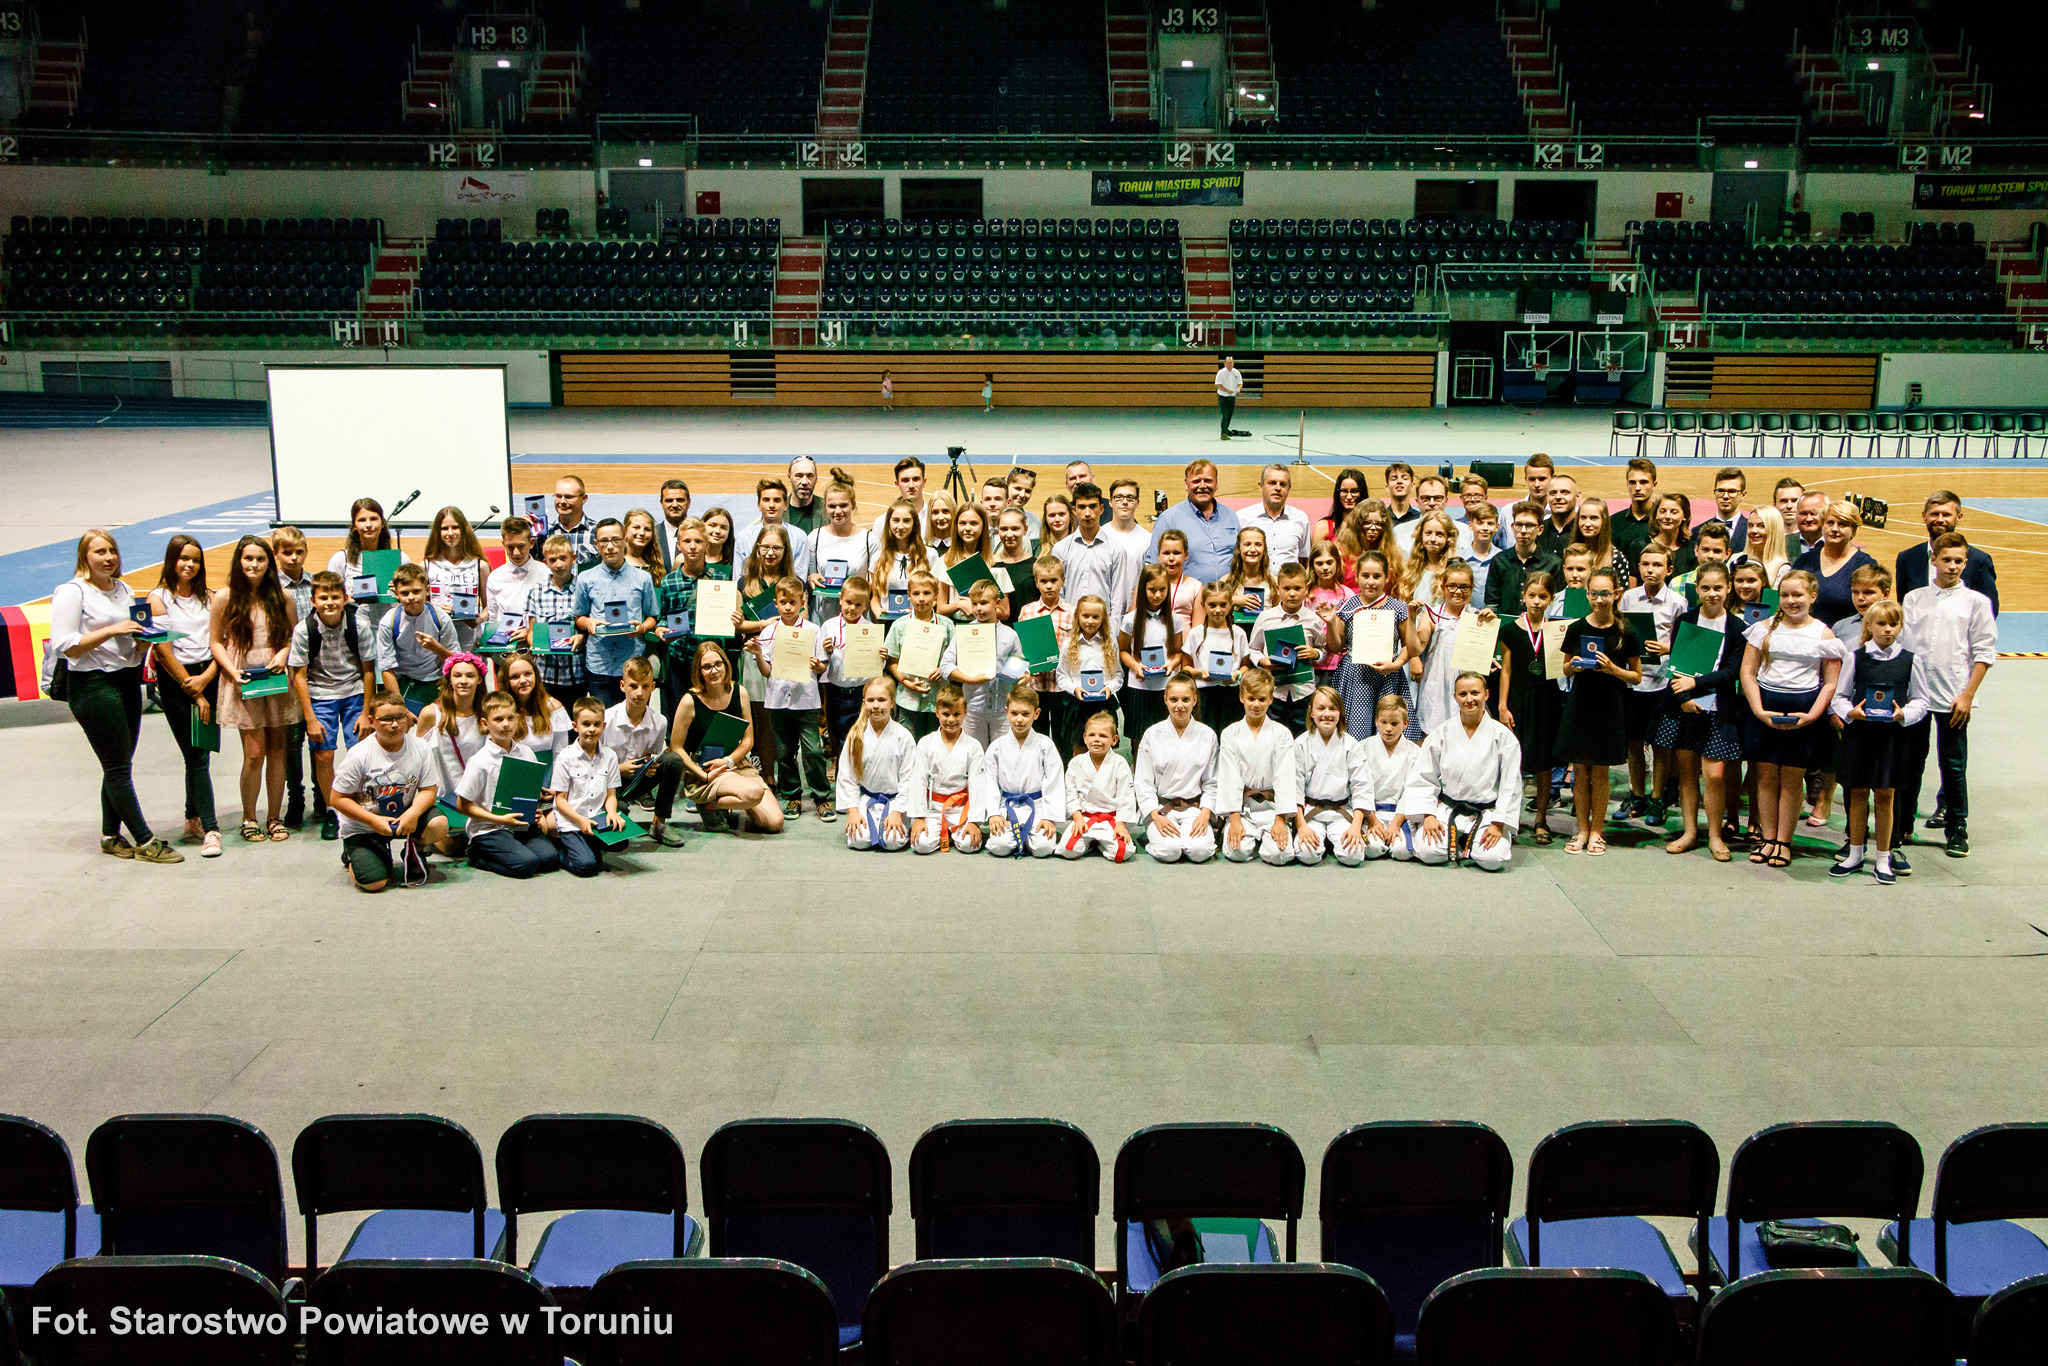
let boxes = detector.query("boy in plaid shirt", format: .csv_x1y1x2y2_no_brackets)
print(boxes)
528,533,586,695
655,517,711,719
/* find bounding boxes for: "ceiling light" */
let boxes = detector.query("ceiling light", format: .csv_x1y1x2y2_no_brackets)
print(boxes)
1867,60,1880,70
496,58,511,68
1181,59,1194,67
1744,159,1759,168
638,157,653,166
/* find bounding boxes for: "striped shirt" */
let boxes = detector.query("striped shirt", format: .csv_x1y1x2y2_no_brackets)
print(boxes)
527,575,585,691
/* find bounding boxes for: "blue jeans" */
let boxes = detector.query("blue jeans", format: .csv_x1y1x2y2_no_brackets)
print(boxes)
556,828,607,877
467,823,563,879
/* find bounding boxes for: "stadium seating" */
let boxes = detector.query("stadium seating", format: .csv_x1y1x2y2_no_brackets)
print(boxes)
580,0,827,135
64,0,242,135
234,0,423,135
1233,216,1585,312
1269,0,1525,137
865,0,1108,138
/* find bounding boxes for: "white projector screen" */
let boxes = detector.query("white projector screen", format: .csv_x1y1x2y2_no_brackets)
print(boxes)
267,365,513,530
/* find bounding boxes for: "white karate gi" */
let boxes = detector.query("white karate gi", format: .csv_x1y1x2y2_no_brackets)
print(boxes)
938,622,1027,746
1135,718,1220,863
1293,728,1372,867
911,731,986,854
973,729,1068,858
835,720,919,851
1060,751,1139,862
1360,733,1421,860
1399,714,1521,871
1217,717,1300,865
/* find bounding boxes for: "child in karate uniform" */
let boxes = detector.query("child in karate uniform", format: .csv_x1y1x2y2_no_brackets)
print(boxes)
1293,685,1373,868
910,685,984,854
1217,667,1298,865
1060,710,1138,862
837,675,918,851
973,684,1067,858
1135,674,1219,864
1400,671,1522,871
1361,695,1420,860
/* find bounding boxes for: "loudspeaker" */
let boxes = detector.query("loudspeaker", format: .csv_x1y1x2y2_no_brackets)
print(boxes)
1470,461,1516,490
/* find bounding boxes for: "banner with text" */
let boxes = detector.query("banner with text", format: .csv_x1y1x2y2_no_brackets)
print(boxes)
443,171,530,207
1091,170,1244,207
1913,173,2048,211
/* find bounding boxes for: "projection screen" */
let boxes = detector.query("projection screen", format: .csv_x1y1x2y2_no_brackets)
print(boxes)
267,365,513,530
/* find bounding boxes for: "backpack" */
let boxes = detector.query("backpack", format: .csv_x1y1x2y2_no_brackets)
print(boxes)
305,606,365,671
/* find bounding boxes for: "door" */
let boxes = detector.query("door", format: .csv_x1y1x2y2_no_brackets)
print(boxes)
1710,171,1787,225
801,177,885,236
1512,178,1596,232
609,170,689,237
1163,68,1212,129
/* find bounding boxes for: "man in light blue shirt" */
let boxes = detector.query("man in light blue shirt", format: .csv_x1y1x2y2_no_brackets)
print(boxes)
1145,459,1240,584
571,518,658,707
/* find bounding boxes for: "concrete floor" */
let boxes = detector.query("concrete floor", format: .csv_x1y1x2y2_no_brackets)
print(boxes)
2,410,2045,1263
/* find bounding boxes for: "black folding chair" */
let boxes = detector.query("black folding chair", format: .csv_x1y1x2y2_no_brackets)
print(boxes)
1319,1122,1511,1356
1694,1268,1951,1366
292,1115,501,1269
84,1115,288,1284
1115,1123,1305,1316
496,1114,700,1291
909,1119,1097,1263
579,1258,837,1366
303,1259,557,1366
1701,1121,1923,1284
863,1258,1117,1365
1880,1123,2048,1302
1507,1120,1717,1312
0,1115,98,1290
1414,1267,1674,1366
33,1255,289,1366
1969,1272,2048,1365
700,1119,891,1349
1137,1263,1392,1366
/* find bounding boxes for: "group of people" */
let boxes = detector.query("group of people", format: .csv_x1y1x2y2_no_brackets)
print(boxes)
49,450,1998,883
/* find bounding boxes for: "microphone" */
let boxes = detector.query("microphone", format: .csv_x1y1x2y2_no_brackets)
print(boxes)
478,504,503,529
389,489,422,519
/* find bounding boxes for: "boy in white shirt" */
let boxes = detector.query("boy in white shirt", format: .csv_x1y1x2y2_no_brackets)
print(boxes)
1617,545,1684,825
940,579,1026,746
456,690,563,878
552,696,625,876
1897,532,1997,859
751,576,829,819
485,516,550,626
327,690,449,892
1246,563,1327,733
1217,667,1298,865
1059,710,1138,862
271,525,318,831
1135,674,1220,863
288,571,378,843
972,684,1067,858
910,685,985,853
602,656,684,847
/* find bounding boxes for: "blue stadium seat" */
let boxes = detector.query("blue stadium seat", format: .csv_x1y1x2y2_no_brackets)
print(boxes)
496,1113,702,1291
86,1114,289,1285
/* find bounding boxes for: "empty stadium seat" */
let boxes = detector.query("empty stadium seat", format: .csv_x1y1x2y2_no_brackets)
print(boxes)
495,1113,703,1290
0,1113,101,1288
1414,1268,1675,1366
864,1259,1118,1365
85,1114,289,1285
1879,1123,2048,1303
1115,1123,1304,1310
909,1118,1098,1262
33,1256,291,1366
581,1259,839,1366
1692,1269,1952,1366
1698,1122,1923,1286
290,1114,505,1269
1136,1263,1395,1366
303,1260,558,1366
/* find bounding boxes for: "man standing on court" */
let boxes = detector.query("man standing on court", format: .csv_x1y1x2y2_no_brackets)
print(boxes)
1242,464,1312,568
784,457,824,535
1147,459,1240,584
1215,356,1245,440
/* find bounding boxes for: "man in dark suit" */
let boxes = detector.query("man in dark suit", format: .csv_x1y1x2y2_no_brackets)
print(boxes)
1692,466,1749,552
1894,490,1999,611
655,478,692,568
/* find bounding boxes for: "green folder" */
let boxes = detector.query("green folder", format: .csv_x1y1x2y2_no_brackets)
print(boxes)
1560,587,1591,619
1669,621,1725,678
1265,623,1313,687
1622,611,1660,649
945,553,995,596
492,757,551,818
1013,614,1060,672
435,798,468,832
238,670,291,700
696,709,748,761
744,589,780,622
190,710,220,753
358,549,402,604
590,816,648,847
1761,585,1780,609
400,677,441,711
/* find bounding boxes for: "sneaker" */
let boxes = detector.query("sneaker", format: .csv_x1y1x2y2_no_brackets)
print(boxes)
1945,825,1970,858
1643,799,1668,827
200,831,222,858
282,803,305,831
101,835,135,859
1828,855,1864,878
320,811,339,842
817,803,837,822
1890,851,1913,876
1924,803,1947,830
131,838,185,865
1872,862,1896,886
651,823,686,847
780,798,801,818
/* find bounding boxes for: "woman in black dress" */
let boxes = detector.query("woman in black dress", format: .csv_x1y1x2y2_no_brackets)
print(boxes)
1495,569,1565,843
1555,568,1641,855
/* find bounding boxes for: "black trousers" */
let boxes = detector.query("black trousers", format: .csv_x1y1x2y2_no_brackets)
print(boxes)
1218,393,1236,434
1894,710,1969,843
67,665,152,842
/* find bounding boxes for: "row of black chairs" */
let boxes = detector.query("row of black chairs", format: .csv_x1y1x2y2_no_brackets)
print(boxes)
8,215,382,243
24,1258,2041,1366
428,237,777,267
1235,217,1585,245
830,216,1180,242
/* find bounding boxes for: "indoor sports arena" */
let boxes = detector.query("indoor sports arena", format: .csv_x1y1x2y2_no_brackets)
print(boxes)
1,1,2046,1361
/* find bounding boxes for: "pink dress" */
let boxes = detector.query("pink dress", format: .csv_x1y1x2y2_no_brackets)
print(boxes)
1309,586,1349,675
216,603,296,730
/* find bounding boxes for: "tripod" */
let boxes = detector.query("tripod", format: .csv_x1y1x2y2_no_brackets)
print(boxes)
941,445,977,507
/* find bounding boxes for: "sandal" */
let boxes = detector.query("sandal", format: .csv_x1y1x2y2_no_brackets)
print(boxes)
1749,839,1772,863
267,820,290,842
1563,834,1587,854
1709,843,1734,862
1529,825,1553,846
1587,835,1607,856
239,820,263,843
1766,842,1792,869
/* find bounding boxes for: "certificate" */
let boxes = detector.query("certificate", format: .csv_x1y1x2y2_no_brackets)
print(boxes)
695,579,739,637
770,625,818,683
897,618,946,677
953,622,998,674
840,623,886,678
1541,619,1570,677
1349,609,1396,668
1449,611,1501,673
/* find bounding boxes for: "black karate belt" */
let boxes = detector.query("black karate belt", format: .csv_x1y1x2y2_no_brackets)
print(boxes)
1441,797,1493,867
1242,787,1275,809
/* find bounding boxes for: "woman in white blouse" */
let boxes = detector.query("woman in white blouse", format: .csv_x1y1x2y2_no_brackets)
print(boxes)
1739,570,1843,869
51,530,183,863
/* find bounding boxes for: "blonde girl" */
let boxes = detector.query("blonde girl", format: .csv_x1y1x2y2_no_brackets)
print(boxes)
1040,494,1074,549
1739,505,1791,588
1223,525,1277,623
833,675,916,850
623,507,669,581
1336,550,1420,743
1412,560,1482,735
1568,497,1633,587
991,506,1036,622
1403,510,1459,606
807,474,873,624
501,652,570,774
422,505,492,650
1055,593,1122,757
1556,567,1642,854
702,506,737,579
1335,499,1402,596
1119,563,1182,743
210,534,298,844
1185,581,1250,732
874,498,947,621
1306,541,1353,682
940,503,995,621
1738,569,1842,869
1292,684,1369,867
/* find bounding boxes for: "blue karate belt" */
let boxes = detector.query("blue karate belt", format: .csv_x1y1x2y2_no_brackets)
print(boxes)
859,788,894,849
1001,790,1042,858
1440,797,1492,866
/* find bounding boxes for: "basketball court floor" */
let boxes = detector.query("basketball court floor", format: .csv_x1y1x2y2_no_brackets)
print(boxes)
1,403,2043,1260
